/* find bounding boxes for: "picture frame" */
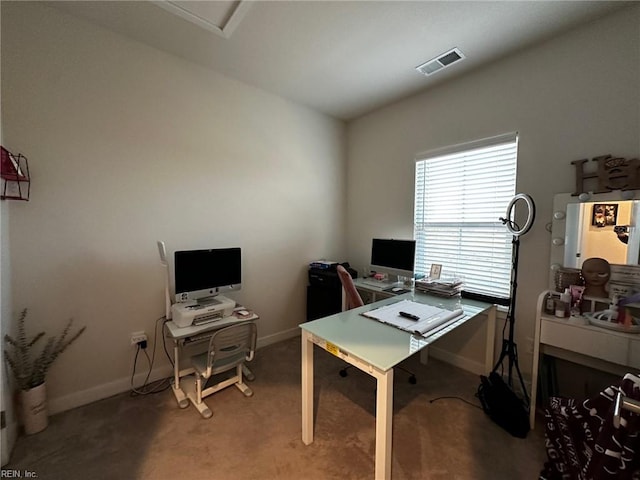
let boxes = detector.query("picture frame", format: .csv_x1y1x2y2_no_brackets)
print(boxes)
592,203,618,227
429,263,442,280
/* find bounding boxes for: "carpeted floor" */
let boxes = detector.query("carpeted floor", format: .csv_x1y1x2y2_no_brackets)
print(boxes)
5,335,547,479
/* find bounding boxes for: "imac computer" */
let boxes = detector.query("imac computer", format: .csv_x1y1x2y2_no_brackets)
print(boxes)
370,238,416,283
171,247,241,328
174,247,241,303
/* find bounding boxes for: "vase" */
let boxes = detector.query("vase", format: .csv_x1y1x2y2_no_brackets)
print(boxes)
20,383,48,434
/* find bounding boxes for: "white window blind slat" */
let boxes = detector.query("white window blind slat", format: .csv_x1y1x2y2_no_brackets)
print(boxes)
413,133,517,298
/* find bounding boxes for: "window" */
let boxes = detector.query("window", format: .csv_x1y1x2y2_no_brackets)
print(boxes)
414,133,517,298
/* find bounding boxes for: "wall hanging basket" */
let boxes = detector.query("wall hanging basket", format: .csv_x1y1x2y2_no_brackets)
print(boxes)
1,146,30,201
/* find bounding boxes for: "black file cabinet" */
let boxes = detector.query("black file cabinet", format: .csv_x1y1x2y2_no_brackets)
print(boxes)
305,263,357,321
306,284,342,321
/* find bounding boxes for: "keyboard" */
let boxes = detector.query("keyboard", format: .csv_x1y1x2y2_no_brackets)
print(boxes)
360,278,393,289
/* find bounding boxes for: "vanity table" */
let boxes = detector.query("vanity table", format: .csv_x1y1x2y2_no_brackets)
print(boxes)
531,190,640,429
530,290,640,428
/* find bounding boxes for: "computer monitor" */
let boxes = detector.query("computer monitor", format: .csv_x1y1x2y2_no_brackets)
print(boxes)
370,238,416,279
174,247,241,303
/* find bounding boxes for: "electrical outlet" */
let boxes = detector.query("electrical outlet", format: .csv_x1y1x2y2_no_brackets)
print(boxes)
130,331,147,346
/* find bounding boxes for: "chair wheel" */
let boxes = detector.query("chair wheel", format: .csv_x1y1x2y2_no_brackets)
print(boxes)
339,369,348,377
408,375,417,385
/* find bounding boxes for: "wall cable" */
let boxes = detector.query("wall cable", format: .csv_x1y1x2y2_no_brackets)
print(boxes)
129,315,172,396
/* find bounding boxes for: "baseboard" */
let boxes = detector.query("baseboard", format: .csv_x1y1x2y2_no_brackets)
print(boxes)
48,328,303,415
428,346,533,398
48,364,174,415
428,345,486,376
49,328,497,415
257,327,300,349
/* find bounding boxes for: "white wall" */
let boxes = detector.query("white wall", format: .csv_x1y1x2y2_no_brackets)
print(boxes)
0,2,18,461
1,106,17,467
346,5,640,376
1,2,346,413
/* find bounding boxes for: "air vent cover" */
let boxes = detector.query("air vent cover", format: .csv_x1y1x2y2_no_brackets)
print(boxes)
416,48,465,76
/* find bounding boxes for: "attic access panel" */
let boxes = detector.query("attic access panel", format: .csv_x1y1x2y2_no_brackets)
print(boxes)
152,0,252,38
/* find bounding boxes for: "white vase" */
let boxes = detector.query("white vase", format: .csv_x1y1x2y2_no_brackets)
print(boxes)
20,383,48,434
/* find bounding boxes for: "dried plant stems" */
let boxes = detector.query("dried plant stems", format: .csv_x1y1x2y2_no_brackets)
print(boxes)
4,309,86,390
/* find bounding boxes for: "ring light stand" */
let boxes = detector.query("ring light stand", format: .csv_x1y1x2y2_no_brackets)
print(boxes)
493,193,535,406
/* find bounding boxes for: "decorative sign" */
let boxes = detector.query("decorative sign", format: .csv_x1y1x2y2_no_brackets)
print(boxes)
572,155,640,195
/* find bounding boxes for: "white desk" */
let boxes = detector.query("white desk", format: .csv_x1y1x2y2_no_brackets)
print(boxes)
300,292,496,480
165,308,259,409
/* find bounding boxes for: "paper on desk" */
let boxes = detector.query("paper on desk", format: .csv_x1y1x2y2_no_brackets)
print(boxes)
362,299,464,337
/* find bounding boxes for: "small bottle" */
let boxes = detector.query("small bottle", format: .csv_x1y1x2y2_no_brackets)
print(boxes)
544,293,556,315
557,288,571,318
609,295,620,323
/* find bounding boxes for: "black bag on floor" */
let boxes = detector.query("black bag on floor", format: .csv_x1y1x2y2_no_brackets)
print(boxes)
477,372,530,438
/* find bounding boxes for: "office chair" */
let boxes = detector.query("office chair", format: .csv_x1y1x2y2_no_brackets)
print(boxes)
189,321,257,419
336,265,416,384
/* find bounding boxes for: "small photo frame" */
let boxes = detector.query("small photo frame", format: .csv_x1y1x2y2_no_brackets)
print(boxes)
429,264,442,280
592,203,618,228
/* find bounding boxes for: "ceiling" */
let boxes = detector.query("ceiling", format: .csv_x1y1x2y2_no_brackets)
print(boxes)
50,1,630,121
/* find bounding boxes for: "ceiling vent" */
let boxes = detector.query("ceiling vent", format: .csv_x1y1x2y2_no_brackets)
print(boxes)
415,48,465,76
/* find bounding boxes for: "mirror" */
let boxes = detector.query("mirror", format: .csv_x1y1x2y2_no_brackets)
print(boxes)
549,192,640,291
564,200,640,268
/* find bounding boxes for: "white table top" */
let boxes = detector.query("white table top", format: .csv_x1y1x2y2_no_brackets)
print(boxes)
299,292,493,371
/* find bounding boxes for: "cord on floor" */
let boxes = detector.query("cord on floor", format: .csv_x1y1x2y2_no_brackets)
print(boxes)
429,395,483,410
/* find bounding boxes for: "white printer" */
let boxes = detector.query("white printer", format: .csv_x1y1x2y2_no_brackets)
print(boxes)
171,295,236,328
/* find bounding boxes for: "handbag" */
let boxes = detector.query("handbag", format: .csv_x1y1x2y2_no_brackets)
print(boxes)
477,372,530,438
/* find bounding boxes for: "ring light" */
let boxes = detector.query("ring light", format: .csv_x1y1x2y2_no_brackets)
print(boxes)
504,193,535,237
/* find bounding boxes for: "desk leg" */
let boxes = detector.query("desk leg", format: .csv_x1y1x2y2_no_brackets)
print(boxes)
171,341,189,408
301,330,314,445
375,368,394,480
484,306,497,373
419,347,429,365
529,307,543,430
242,364,255,381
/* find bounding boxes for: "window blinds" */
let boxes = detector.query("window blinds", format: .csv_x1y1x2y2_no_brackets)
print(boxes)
414,133,517,298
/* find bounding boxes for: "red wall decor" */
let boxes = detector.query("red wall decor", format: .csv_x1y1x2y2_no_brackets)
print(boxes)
1,146,30,201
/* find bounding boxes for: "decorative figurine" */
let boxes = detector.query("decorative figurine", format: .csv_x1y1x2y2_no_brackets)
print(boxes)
581,257,611,298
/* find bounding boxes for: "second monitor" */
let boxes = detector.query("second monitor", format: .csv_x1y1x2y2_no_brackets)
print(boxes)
370,238,416,280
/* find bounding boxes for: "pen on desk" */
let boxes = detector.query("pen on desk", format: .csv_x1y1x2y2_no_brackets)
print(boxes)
399,311,420,321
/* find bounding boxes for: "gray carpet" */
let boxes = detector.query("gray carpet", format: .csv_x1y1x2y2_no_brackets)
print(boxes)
6,335,546,479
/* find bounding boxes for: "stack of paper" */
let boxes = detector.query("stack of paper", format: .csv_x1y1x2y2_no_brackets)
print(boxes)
361,299,465,337
415,277,463,297
309,260,338,269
